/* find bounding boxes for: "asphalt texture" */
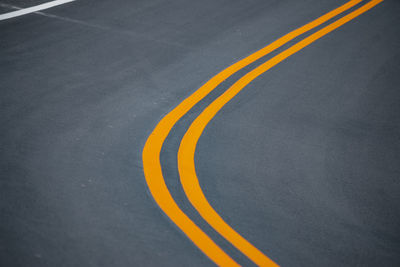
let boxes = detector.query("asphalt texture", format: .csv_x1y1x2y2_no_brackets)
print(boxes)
1,0,399,266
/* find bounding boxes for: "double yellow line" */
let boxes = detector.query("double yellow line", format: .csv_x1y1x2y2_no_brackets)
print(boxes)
143,0,383,265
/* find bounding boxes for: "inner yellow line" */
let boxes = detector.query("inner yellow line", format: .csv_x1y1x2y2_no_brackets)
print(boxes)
142,0,365,265
177,0,383,266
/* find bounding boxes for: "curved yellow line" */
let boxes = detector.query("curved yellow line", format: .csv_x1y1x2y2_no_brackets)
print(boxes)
177,0,382,266
142,0,365,265
143,134,240,265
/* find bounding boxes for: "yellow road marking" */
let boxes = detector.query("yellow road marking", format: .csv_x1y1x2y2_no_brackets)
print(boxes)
142,0,366,265
177,0,383,266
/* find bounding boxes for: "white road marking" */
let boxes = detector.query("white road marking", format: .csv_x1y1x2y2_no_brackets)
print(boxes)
0,0,76,21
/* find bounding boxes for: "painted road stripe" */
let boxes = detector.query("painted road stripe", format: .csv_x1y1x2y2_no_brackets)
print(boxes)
0,0,76,21
177,0,383,265
142,0,364,265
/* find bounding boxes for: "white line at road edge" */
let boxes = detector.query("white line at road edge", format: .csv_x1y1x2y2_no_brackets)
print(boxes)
0,0,76,21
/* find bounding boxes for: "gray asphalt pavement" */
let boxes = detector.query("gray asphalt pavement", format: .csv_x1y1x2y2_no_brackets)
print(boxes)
1,0,399,266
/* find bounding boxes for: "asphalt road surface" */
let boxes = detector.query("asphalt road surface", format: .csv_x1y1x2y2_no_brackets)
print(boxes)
1,0,399,266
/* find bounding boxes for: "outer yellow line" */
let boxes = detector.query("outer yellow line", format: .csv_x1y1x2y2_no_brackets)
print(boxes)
142,0,363,265
177,0,383,266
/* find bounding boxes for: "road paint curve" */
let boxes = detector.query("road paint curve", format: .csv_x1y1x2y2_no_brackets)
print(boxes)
0,0,76,21
142,0,364,265
177,0,383,266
